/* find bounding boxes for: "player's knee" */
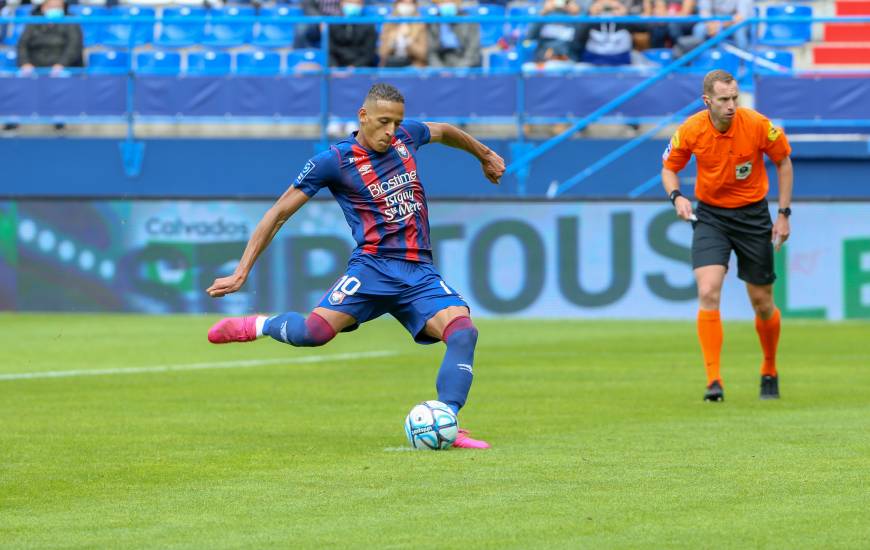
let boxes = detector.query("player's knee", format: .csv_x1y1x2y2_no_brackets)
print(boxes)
443,316,478,349
299,312,336,347
750,294,774,316
697,283,721,305
450,326,478,349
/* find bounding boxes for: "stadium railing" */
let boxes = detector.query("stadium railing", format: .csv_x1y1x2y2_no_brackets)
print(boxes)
2,11,870,188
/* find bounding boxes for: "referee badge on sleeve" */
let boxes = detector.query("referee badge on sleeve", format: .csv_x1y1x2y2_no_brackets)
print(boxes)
767,122,781,142
662,131,679,160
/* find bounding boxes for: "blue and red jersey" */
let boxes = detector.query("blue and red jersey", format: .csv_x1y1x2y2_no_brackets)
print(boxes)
293,119,433,263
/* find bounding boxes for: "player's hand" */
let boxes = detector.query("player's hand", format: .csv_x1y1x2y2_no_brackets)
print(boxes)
206,272,247,297
674,195,694,221
772,215,790,251
481,150,505,184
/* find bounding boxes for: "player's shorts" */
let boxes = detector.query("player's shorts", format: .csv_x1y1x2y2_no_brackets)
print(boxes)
692,199,776,285
316,253,469,344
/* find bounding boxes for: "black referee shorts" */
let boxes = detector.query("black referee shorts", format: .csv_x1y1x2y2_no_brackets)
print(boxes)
691,199,776,285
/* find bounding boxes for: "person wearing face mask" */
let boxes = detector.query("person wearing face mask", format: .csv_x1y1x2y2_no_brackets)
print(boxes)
328,0,378,67
16,0,83,75
426,0,481,68
379,0,428,67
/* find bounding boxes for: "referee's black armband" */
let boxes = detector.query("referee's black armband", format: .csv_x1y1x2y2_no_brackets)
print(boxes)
668,189,683,205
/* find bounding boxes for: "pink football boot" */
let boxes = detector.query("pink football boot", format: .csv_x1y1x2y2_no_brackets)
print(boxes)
207,316,259,344
452,429,491,449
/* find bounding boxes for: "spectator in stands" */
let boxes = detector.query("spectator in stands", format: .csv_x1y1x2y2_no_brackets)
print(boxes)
644,0,696,48
527,0,590,66
582,0,637,65
297,0,342,49
328,0,377,67
426,0,482,68
688,0,752,51
379,0,428,68
16,0,83,75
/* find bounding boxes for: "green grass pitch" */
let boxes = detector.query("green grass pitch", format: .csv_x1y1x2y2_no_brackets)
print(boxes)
1,314,869,548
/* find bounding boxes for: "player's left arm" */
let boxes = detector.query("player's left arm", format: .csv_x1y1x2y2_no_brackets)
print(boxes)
772,155,792,251
424,122,505,184
762,119,793,251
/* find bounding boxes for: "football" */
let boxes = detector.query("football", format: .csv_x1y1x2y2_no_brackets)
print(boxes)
403,400,458,450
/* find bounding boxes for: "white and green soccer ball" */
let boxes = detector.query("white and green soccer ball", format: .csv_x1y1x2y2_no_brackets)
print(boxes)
404,400,458,450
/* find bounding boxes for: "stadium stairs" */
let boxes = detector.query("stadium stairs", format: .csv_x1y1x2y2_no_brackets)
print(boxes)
814,0,870,64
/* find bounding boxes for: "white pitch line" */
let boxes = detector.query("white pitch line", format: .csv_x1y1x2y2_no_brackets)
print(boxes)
0,350,398,382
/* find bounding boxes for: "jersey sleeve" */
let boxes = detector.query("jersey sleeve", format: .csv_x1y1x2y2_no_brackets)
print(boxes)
759,117,791,163
662,125,693,172
399,120,431,148
292,149,340,197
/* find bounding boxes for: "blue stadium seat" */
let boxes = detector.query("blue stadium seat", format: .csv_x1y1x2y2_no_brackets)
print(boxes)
0,48,18,73
469,4,506,47
363,4,392,17
755,49,794,73
235,50,282,75
68,5,109,46
157,7,207,47
87,50,131,74
421,5,440,17
254,6,301,48
488,50,521,71
690,48,740,74
187,49,232,75
507,4,540,42
286,48,324,71
643,48,674,66
761,4,812,47
363,4,391,32
516,39,537,63
102,6,155,47
2,6,33,47
203,6,255,48
135,50,182,74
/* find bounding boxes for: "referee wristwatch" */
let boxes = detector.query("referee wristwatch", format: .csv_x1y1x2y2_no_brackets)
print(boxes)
668,189,683,205
778,207,792,218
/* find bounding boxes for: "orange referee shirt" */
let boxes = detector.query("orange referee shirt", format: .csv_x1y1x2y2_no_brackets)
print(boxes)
662,107,791,208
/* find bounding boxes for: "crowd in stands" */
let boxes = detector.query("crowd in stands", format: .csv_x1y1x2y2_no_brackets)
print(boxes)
0,0,782,76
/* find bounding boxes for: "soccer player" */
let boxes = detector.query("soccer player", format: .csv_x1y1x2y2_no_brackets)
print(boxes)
661,69,793,402
205,83,505,448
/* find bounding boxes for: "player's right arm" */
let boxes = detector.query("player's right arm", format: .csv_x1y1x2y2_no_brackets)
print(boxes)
207,151,336,297
206,187,310,297
661,126,695,221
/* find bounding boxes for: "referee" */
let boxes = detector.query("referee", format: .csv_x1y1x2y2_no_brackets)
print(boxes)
662,69,793,402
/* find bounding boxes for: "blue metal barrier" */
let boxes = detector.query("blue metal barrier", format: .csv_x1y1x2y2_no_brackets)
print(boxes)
2,13,870,183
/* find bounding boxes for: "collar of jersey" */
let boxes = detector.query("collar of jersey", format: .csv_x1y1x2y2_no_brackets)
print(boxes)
350,131,385,155
706,109,738,139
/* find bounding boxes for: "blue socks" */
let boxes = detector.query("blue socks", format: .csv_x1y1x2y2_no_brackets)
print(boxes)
263,312,336,347
437,317,478,415
263,312,477,416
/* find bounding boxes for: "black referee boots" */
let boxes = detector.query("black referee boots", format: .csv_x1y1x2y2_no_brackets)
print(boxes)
703,380,724,402
760,375,780,400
